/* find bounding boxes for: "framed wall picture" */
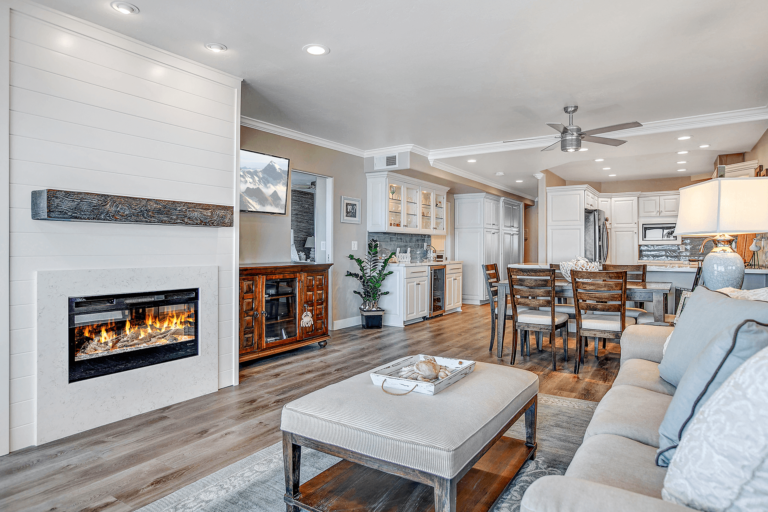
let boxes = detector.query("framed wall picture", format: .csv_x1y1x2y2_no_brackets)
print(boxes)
340,196,361,224
239,149,290,214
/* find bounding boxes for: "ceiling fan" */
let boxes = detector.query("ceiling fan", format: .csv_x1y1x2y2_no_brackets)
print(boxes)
504,106,642,152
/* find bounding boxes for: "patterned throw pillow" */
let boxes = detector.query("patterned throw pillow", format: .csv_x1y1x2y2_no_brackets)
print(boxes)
662,342,768,511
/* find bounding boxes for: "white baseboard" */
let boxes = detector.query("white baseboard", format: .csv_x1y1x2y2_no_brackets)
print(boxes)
332,316,360,330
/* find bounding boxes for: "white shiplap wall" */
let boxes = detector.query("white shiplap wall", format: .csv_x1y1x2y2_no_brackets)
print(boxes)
5,4,241,452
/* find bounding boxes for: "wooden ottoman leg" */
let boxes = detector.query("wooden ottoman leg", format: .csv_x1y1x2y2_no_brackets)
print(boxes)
525,396,538,460
434,477,457,512
283,432,301,512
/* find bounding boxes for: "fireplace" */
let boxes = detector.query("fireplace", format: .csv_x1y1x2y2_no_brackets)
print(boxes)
69,288,199,382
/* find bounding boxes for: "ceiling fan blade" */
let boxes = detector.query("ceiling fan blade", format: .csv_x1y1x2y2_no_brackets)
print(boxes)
582,121,642,136
540,140,560,152
582,135,627,147
547,123,567,133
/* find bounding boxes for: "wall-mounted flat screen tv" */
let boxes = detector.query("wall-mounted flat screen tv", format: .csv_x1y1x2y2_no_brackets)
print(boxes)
239,149,290,214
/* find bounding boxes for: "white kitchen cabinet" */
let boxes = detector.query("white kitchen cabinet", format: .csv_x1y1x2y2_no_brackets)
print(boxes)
639,196,659,217
611,227,638,265
546,185,596,263
405,270,429,322
501,231,520,274
659,195,680,216
638,192,680,217
611,196,638,226
455,193,502,304
366,171,449,235
585,190,598,209
502,200,520,230
598,197,611,216
445,264,463,311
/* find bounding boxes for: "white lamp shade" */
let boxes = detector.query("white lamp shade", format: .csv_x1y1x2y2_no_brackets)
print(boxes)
675,178,768,236
304,236,315,248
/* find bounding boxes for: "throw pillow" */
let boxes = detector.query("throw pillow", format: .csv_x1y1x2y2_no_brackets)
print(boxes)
718,286,768,302
663,332,672,356
662,342,768,511
656,320,768,466
658,287,768,387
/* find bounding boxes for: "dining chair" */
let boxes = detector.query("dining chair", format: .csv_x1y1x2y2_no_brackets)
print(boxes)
484,263,513,352
570,270,636,374
506,267,569,370
602,264,649,320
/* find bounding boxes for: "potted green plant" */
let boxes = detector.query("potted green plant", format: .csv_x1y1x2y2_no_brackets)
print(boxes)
346,239,396,328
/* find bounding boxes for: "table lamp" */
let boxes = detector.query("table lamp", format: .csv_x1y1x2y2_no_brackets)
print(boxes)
675,177,768,290
304,236,316,262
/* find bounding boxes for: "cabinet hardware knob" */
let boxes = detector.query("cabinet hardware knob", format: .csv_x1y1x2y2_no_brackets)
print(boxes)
254,311,259,318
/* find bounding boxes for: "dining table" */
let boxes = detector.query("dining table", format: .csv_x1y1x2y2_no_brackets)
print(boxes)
492,279,673,359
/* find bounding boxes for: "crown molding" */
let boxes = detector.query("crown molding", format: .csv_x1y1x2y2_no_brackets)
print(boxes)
362,144,430,158
240,116,365,157
427,105,768,160
429,160,536,200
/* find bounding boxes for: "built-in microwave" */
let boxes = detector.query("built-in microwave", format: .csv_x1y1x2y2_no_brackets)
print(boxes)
639,218,680,245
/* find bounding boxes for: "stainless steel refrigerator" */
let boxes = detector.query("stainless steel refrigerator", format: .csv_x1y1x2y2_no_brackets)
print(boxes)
584,208,609,263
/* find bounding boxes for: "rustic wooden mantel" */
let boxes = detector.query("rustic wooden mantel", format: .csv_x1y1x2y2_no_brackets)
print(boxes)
31,189,233,227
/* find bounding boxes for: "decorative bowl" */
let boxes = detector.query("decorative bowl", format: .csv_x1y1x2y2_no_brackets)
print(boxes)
560,258,601,282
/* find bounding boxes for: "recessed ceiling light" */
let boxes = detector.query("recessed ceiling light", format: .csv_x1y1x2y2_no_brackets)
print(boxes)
608,174,616,177
595,158,604,162
677,161,687,164
700,144,710,148
495,171,504,176
677,169,686,172
516,180,523,183
578,147,588,152
677,151,688,155
468,159,477,163
677,136,691,140
303,44,330,56
603,167,611,170
111,1,139,14
205,43,227,53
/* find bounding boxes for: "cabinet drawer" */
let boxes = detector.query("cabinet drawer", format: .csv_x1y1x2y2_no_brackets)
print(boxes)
447,264,462,275
405,266,429,278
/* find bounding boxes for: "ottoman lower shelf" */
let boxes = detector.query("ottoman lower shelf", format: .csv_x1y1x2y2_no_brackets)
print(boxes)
286,437,533,512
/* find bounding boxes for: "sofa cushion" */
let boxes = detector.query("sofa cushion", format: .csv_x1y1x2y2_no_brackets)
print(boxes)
662,344,768,512
566,434,668,498
658,287,768,387
657,320,768,466
521,476,695,512
613,359,676,396
620,325,675,365
281,362,538,479
585,385,672,448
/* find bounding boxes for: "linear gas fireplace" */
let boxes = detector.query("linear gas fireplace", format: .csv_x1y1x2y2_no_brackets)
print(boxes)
69,288,199,382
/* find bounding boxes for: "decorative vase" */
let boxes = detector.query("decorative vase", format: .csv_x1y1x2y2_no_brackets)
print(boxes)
701,235,744,290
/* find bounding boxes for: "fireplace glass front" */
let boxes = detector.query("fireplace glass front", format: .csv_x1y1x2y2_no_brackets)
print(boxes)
69,288,199,382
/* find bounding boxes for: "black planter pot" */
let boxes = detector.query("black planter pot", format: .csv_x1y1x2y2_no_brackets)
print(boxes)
360,308,384,329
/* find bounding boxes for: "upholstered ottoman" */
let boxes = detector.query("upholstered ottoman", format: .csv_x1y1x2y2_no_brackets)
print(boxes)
281,361,538,512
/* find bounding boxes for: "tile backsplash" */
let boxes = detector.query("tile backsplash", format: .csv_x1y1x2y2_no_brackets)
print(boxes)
639,235,764,262
368,232,431,261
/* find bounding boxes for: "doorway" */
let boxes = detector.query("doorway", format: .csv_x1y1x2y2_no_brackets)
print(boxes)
290,171,332,265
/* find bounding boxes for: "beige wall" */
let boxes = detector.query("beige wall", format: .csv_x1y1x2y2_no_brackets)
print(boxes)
565,176,706,193
524,202,538,263
746,128,768,166
240,126,368,324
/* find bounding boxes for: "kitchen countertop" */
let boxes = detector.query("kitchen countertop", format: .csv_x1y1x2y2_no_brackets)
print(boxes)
388,261,463,267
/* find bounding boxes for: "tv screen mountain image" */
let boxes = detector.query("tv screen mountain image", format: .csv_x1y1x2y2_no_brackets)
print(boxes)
240,149,290,214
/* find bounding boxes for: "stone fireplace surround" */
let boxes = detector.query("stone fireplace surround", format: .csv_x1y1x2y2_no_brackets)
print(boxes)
36,266,219,445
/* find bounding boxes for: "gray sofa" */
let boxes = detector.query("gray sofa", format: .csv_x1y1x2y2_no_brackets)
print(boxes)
521,324,696,512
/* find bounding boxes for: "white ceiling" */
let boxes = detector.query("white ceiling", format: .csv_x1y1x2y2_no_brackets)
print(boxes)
39,0,768,195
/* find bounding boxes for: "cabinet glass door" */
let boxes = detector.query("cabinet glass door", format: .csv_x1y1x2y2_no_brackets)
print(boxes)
405,186,419,229
421,190,433,230
264,277,298,345
435,193,445,231
388,183,403,229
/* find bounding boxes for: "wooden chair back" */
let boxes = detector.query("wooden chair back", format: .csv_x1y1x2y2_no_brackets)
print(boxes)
506,267,557,327
603,264,646,283
483,263,500,303
548,263,566,281
570,270,628,334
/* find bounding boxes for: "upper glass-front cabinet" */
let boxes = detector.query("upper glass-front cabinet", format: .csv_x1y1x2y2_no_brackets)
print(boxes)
367,173,448,235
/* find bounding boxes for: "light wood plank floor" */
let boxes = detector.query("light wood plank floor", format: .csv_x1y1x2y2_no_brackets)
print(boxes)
0,304,620,512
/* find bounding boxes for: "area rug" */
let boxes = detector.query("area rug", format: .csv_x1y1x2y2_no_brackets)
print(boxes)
139,394,596,512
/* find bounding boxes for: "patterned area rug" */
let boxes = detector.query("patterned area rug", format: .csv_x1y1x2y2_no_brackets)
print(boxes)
139,394,596,512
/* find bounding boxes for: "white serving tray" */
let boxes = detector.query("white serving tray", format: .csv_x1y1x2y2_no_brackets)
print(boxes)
369,355,476,395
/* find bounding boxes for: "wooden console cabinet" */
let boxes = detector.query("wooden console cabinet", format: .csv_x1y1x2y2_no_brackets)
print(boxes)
239,263,332,362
